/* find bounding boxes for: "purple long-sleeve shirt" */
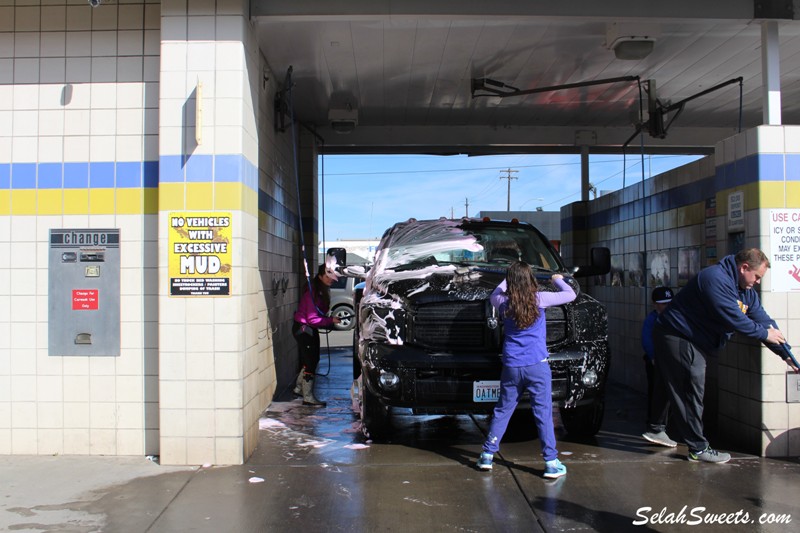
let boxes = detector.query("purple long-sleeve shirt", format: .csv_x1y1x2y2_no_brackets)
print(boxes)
293,283,335,329
490,278,577,367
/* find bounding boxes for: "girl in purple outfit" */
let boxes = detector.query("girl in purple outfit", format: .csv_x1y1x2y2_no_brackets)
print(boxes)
476,262,576,478
292,265,341,406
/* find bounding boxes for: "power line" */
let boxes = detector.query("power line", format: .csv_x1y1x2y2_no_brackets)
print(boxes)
322,155,694,177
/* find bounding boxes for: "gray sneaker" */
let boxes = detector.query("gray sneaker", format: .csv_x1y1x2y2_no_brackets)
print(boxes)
688,447,731,463
642,431,677,448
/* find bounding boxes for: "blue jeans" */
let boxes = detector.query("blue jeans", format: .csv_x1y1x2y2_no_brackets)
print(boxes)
482,361,557,461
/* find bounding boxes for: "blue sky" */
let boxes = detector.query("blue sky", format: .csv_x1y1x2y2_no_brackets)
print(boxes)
317,153,703,243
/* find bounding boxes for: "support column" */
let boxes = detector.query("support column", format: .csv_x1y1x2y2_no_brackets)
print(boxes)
157,1,269,466
580,145,590,201
761,20,782,125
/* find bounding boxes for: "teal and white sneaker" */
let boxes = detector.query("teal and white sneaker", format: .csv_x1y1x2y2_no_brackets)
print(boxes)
688,447,730,463
544,458,567,478
476,452,493,471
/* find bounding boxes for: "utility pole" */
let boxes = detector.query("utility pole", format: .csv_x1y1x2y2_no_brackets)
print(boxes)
464,197,469,218
500,168,518,211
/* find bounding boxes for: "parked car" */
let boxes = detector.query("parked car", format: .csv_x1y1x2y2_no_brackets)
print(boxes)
329,276,357,331
350,217,610,440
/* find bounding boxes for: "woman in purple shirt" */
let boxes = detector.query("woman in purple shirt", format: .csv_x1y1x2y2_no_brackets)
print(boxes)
292,265,341,406
476,262,576,478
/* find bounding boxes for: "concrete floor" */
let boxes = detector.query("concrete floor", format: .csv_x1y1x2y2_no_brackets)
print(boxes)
2,333,799,532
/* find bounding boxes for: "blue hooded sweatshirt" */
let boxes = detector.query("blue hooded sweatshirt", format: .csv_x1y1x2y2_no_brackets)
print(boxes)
656,254,788,357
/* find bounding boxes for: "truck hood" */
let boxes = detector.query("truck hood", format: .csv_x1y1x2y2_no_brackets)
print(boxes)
363,264,576,307
364,266,503,307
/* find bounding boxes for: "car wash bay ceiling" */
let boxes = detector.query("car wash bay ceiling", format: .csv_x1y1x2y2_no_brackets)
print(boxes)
252,0,800,155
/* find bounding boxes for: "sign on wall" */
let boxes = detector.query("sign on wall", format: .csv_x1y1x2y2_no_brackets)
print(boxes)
168,212,232,296
727,191,745,232
769,209,800,292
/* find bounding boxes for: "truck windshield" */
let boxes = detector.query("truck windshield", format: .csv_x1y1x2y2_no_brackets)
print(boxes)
379,220,562,272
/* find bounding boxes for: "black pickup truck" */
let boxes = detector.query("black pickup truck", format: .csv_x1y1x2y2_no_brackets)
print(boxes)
350,217,610,440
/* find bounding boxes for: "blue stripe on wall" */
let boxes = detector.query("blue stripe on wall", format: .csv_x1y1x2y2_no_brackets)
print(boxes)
38,163,63,188
144,161,159,187
0,156,301,230
259,188,300,229
90,162,115,188
186,155,213,182
11,163,36,189
116,162,142,188
1,155,266,191
561,153,793,233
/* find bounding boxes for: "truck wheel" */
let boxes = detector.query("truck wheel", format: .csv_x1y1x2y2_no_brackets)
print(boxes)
362,386,390,440
333,305,355,331
561,398,604,438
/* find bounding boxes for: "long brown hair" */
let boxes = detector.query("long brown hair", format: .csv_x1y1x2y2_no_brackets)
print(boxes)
307,264,331,308
505,261,540,329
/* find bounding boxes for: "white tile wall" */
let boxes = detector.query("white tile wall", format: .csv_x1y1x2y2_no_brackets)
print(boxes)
757,126,785,153
0,1,160,457
1,0,287,463
576,127,800,456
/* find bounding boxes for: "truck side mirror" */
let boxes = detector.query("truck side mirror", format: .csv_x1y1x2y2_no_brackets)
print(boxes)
572,247,610,278
325,247,346,273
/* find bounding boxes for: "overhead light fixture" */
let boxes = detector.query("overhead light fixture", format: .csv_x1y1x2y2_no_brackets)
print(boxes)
610,37,655,60
606,22,659,60
328,104,358,134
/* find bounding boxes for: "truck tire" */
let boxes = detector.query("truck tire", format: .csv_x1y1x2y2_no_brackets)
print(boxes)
561,397,604,438
362,385,390,440
333,305,355,331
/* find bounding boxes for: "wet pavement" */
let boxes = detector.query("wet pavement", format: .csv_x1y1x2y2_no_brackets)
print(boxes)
2,334,800,532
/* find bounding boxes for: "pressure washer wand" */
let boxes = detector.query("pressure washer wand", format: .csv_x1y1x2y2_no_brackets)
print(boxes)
780,343,800,370
770,326,799,370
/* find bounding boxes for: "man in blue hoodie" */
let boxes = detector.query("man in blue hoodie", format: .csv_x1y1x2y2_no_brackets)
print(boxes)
650,249,798,463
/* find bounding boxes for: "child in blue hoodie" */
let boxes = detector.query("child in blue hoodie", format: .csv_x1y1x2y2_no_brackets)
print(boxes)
476,262,576,478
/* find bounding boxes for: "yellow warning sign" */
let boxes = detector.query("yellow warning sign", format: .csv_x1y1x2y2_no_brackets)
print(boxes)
168,212,232,296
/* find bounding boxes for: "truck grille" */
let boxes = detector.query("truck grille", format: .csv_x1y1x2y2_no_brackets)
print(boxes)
545,306,567,344
410,301,487,350
409,300,568,351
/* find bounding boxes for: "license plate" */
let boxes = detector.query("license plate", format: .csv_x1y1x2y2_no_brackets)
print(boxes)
473,380,501,403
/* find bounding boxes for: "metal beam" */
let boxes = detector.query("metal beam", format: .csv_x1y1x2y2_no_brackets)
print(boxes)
251,0,755,21
313,125,731,155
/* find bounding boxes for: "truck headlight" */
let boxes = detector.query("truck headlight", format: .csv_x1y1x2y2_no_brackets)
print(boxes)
379,371,400,391
581,369,598,387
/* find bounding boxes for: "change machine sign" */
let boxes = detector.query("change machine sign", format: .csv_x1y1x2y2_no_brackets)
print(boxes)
169,212,232,296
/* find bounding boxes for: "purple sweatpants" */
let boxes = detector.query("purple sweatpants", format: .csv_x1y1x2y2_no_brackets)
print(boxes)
482,361,557,461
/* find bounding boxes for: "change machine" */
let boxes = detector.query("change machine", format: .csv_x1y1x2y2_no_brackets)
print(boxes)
49,229,120,356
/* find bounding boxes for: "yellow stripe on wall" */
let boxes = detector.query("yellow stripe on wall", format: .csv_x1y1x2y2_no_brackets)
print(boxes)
787,182,800,208
214,182,243,211
116,189,143,215
89,189,117,214
0,191,10,215
187,182,214,210
159,183,186,211
64,190,90,215
758,181,791,208
10,190,36,215
38,190,63,215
